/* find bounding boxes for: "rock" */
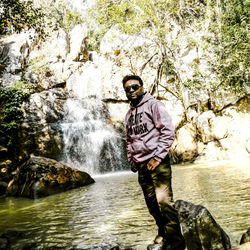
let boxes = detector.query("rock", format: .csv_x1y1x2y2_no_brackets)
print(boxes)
236,242,250,250
0,181,8,196
240,228,250,244
6,156,95,199
16,88,67,160
22,88,66,123
195,141,225,162
182,88,210,113
147,243,163,250
0,145,8,158
67,24,88,62
171,123,198,162
210,89,244,112
0,30,36,87
0,230,24,250
210,116,230,140
0,160,13,183
196,111,215,143
174,200,231,250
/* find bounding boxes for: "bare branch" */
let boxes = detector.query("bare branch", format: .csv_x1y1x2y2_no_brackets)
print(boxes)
158,83,179,99
140,52,158,74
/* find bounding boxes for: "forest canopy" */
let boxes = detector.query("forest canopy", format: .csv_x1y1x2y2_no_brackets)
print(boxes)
89,0,249,96
0,0,249,96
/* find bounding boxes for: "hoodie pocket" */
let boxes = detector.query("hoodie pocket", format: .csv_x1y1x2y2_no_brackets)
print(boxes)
132,140,147,154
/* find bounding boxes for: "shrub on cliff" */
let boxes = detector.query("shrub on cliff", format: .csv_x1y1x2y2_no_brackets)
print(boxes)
0,0,46,35
0,82,30,151
0,0,82,37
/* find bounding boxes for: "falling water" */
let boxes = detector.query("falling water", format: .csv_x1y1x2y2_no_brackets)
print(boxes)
60,98,128,175
60,66,129,175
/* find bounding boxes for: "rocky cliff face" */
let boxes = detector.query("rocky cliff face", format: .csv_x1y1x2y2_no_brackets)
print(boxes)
0,8,249,177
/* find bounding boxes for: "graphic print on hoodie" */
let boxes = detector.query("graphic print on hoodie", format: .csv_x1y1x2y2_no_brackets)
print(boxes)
125,92,175,164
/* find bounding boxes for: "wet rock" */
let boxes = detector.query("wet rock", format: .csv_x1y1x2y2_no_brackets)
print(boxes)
0,145,8,159
0,230,24,250
240,228,250,244
0,181,8,196
0,160,13,183
6,156,95,199
17,88,67,161
174,200,231,250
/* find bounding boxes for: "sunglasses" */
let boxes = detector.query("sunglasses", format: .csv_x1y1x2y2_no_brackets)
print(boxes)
125,84,141,93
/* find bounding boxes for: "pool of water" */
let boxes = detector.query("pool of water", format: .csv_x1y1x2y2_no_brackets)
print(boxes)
0,160,249,249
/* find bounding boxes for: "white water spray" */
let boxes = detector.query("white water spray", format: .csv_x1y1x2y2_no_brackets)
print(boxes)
60,65,128,175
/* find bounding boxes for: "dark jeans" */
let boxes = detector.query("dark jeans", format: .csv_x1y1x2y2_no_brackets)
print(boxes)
137,156,185,250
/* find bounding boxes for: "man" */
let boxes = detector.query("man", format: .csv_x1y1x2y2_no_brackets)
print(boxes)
122,75,185,250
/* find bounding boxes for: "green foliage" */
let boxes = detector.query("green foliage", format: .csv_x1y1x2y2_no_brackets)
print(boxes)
89,0,249,99
0,83,30,148
88,0,207,100
0,0,82,37
62,10,82,32
29,55,49,76
0,0,48,35
207,0,249,93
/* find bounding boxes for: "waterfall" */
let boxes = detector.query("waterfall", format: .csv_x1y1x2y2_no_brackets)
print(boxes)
60,64,129,175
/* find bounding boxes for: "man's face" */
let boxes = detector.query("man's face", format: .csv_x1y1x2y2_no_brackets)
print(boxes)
124,79,144,102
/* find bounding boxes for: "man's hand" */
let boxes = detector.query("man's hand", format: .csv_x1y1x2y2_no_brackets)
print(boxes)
147,158,160,171
130,161,138,173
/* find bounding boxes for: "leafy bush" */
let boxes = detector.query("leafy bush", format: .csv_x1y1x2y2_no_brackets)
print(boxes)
207,0,249,93
0,0,47,35
0,83,30,149
0,0,82,37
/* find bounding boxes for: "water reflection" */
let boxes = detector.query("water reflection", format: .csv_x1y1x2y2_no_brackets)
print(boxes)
0,161,249,249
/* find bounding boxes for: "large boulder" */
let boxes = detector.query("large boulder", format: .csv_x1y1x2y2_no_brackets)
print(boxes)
6,156,94,199
171,123,198,162
174,200,231,250
17,88,67,161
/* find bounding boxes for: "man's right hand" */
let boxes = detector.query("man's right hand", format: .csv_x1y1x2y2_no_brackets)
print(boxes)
130,161,138,172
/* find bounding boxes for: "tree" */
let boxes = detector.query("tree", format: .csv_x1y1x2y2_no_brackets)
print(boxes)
0,0,46,35
206,0,249,94
88,0,207,101
88,0,249,102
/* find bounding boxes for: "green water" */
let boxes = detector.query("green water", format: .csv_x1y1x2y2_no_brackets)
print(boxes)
0,160,249,249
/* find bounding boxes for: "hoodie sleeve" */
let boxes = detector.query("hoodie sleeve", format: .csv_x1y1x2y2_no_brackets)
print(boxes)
151,101,175,162
125,112,133,164
126,126,133,164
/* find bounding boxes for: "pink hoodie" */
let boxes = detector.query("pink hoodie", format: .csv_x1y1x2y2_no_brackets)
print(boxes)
125,92,175,164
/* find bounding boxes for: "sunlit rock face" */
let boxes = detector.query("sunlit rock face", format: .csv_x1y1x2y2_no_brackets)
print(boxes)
171,123,198,163
0,30,36,87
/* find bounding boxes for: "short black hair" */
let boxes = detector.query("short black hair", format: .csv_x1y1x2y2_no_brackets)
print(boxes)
122,75,143,87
